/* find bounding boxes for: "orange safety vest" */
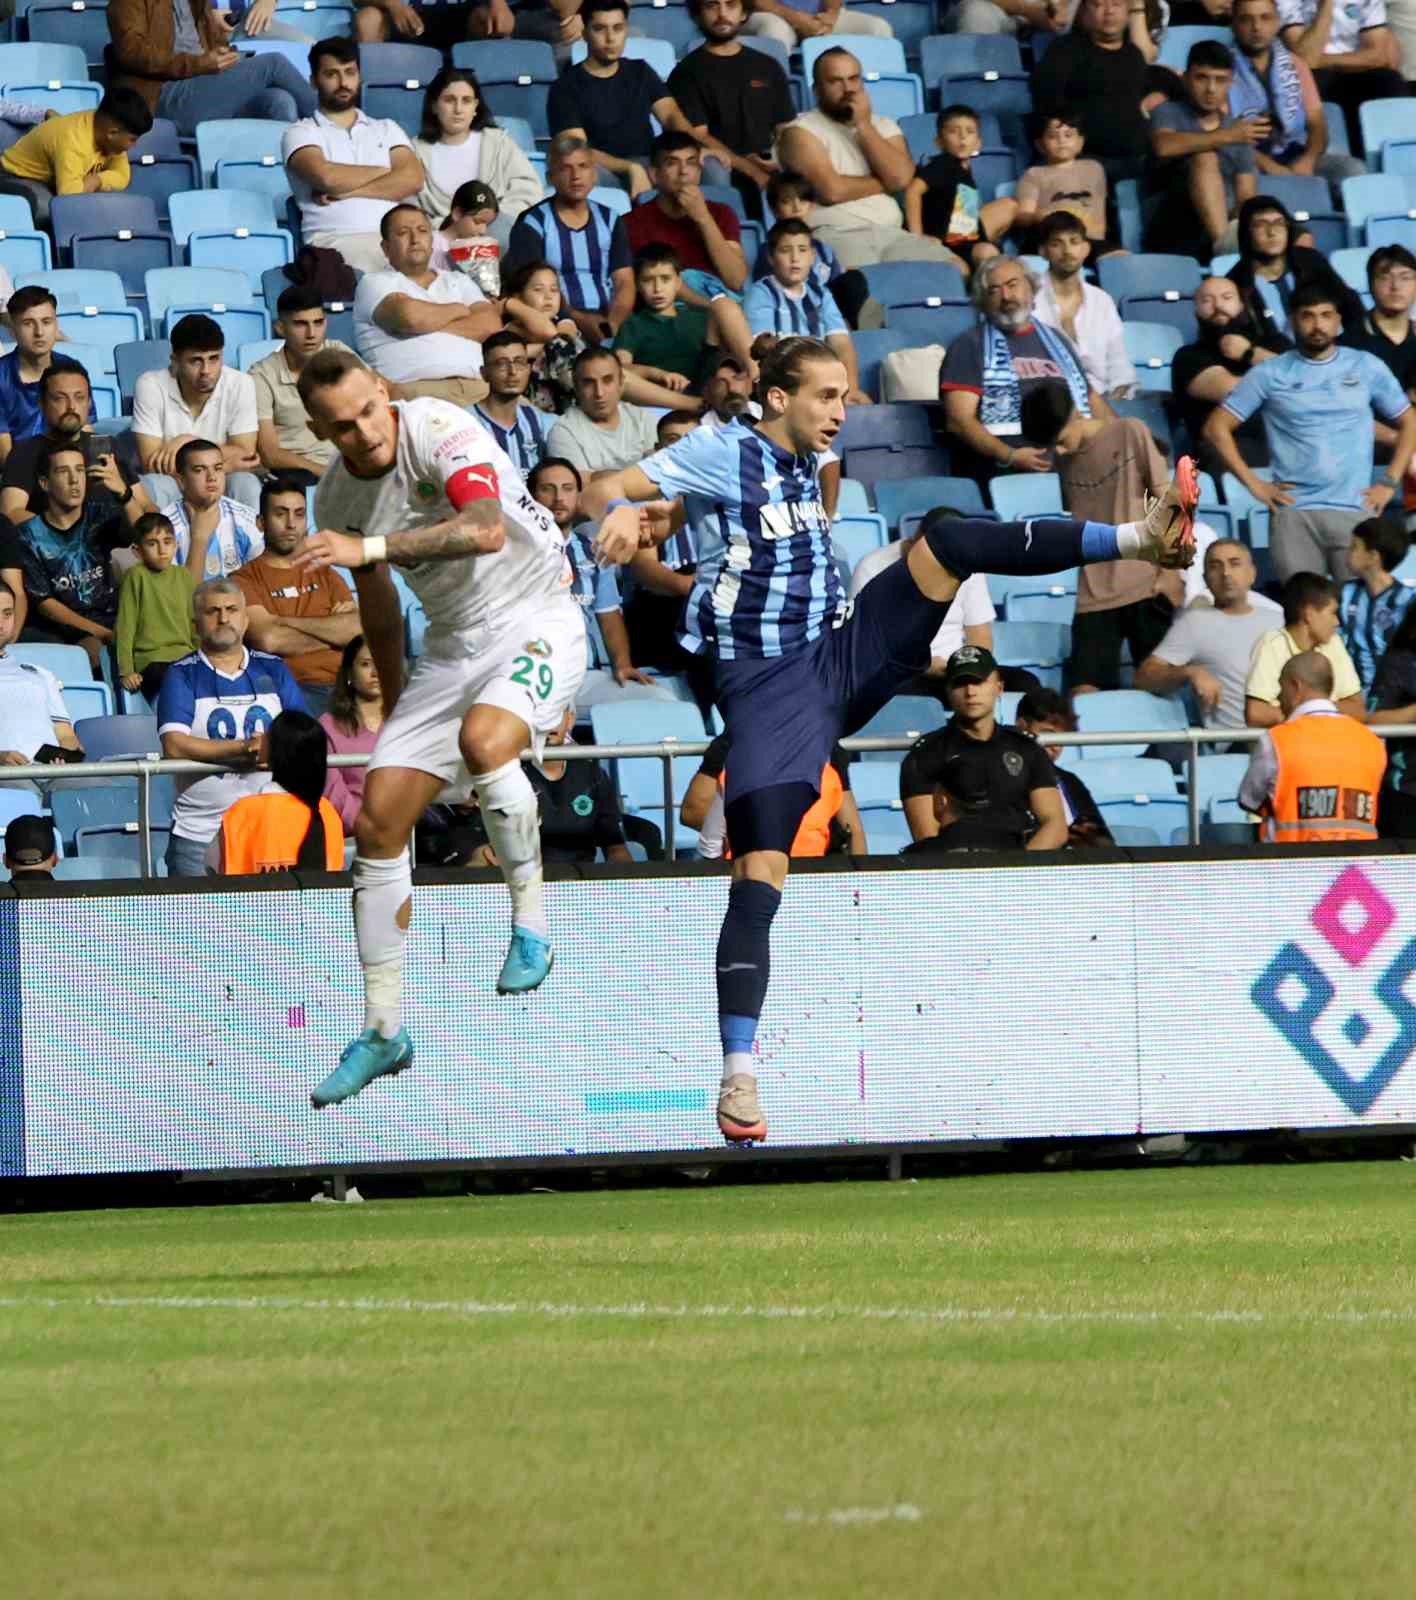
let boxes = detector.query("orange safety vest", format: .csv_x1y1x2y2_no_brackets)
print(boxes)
220,792,345,873
719,761,845,859
1265,713,1386,843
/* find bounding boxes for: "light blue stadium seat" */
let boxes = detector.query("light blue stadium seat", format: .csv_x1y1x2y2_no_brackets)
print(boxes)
1109,393,1174,453
23,266,124,310
169,189,275,248
631,6,702,53
831,513,887,576
1192,753,1251,814
882,303,976,347
1097,252,1204,317
1330,246,1372,293
1098,793,1190,838
589,185,631,217
920,34,1022,90
25,0,111,71
51,192,160,257
115,338,170,406
10,640,91,681
146,265,255,325
849,0,935,52
0,226,52,277
1342,173,1416,241
214,157,293,213
74,821,172,870
360,42,445,137
591,701,709,855
50,777,140,847
53,857,145,881
1078,756,1180,802
1123,320,1183,394
194,118,290,186
1004,589,1076,625
237,337,283,372
496,115,537,157
271,0,353,34
1360,98,1416,168
1156,23,1232,70
847,761,914,854
990,472,1063,520
126,152,201,228
0,789,47,832
852,695,946,759
453,39,555,135
991,620,1069,691
862,259,968,311
837,402,934,456
860,73,925,121
72,714,160,758
986,569,1077,610
1074,691,1188,760
49,338,114,380
1107,823,1164,847
876,476,986,529
0,79,98,115
60,682,113,719
851,329,910,401
569,34,676,78
835,477,870,516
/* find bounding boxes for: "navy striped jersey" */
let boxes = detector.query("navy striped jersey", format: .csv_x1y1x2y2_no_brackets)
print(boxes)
505,198,632,314
563,528,622,672
639,420,842,661
473,401,548,480
1341,577,1416,695
743,277,847,341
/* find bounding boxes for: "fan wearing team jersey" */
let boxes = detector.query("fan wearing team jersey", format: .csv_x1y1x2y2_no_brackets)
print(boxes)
472,330,550,480
581,333,1200,1146
291,349,637,1111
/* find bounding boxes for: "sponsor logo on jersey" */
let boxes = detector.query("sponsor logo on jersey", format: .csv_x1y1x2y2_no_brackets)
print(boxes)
572,793,594,817
526,638,551,657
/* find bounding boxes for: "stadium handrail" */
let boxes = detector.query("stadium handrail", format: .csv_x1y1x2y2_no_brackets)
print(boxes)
12,725,1416,874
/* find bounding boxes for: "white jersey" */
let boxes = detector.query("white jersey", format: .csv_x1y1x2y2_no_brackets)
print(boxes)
314,398,572,650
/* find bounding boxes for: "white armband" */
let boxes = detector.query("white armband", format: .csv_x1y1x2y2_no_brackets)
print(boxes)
362,535,388,565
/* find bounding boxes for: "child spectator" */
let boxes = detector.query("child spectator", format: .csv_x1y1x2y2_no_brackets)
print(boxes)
756,173,868,329
615,245,720,387
904,105,1017,278
1339,517,1415,696
0,89,152,225
430,178,501,296
501,260,584,413
744,221,870,404
115,511,197,703
320,634,385,834
1014,112,1111,253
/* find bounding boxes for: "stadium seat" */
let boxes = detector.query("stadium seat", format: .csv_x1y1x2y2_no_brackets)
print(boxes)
835,477,870,516
590,700,709,855
51,192,159,258
831,513,887,576
1156,23,1231,70
862,259,968,311
900,109,1003,163
50,778,141,848
836,403,933,455
858,74,926,122
0,40,86,81
882,304,977,348
453,39,556,135
1077,756,1180,799
115,338,170,407
62,681,114,718
847,761,914,854
213,157,293,214
18,270,144,350
1342,173,1416,242
589,184,631,217
986,568,1077,610
630,5,703,53
271,0,353,33
1109,393,1174,454
992,620,1068,690
495,114,537,158
25,0,110,71
844,443,952,485
1254,173,1347,254
73,821,171,870
1329,246,1372,294
1360,98,1416,169
852,694,946,757
1123,321,1184,394
236,337,282,373
194,119,289,187
1074,692,1188,760
73,233,176,304
10,639,91,680
800,34,905,81
934,73,1033,121
875,476,986,529
125,151,200,228
170,191,295,283
0,788,44,832
52,857,144,881
1097,253,1204,326
1192,753,1250,815
851,329,911,400
1,79,98,117
990,472,1063,520
1004,589,1076,625
920,34,1022,90
569,34,676,78
1098,792,1190,838
72,714,160,758
359,41,444,137
146,266,268,341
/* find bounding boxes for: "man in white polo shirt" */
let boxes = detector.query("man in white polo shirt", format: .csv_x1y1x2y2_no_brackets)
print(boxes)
0,577,81,785
282,36,425,278
132,314,261,512
354,204,499,406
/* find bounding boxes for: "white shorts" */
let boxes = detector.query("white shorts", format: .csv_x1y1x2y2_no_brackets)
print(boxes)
368,598,587,796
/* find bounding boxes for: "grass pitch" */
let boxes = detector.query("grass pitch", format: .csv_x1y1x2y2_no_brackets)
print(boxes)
6,1163,1416,1600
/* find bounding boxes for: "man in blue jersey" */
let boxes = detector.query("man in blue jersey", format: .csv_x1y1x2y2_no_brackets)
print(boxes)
581,334,1200,1143
474,331,550,478
504,136,635,343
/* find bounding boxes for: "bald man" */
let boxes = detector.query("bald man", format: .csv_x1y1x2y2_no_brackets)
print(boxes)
1239,649,1387,841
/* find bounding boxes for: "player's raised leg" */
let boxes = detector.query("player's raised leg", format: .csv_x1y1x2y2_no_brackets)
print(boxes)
459,703,554,994
311,763,443,1109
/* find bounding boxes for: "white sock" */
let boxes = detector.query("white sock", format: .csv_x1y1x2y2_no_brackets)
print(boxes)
472,758,548,939
353,850,411,1039
721,1053,755,1086
1116,521,1143,557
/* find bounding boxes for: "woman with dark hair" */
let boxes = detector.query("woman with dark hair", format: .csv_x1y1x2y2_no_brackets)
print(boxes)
1369,603,1416,839
413,67,543,232
213,711,344,873
319,635,386,832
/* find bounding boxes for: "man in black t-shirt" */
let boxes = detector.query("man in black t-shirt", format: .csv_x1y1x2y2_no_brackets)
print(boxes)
899,645,1067,848
1031,0,1152,183
1172,276,1288,474
546,0,694,192
669,0,797,210
1343,246,1416,412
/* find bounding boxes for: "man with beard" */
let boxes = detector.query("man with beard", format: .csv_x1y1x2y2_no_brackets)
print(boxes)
282,37,425,277
473,330,550,480
1227,194,1363,342
1173,276,1289,473
775,49,956,269
669,0,797,214
1033,211,1134,398
1205,282,1416,582
1228,0,1364,183
232,478,361,718
940,255,1109,487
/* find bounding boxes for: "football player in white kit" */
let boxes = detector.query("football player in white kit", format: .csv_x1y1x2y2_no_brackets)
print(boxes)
291,350,638,1109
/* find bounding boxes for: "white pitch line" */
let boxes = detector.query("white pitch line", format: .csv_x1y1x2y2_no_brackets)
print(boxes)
3,1293,1416,1327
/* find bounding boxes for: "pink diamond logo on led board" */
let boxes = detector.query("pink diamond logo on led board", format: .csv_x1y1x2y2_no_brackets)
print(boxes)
1309,866,1395,969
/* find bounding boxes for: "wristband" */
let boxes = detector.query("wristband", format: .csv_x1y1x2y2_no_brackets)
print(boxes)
606,498,634,513
1374,471,1397,489
362,534,388,564
119,484,133,504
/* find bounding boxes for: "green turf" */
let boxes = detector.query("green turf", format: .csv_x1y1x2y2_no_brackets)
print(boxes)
6,1164,1416,1599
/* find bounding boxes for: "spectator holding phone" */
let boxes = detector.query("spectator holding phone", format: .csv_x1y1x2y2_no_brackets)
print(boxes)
0,362,138,525
115,511,197,703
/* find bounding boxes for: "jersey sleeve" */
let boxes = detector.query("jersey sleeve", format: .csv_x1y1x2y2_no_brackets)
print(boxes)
1365,353,1411,421
273,656,309,714
742,281,776,336
1023,737,1059,791
898,734,940,802
639,425,737,501
938,330,983,395
1220,363,1270,424
1329,637,1363,701
156,661,196,736
41,664,68,725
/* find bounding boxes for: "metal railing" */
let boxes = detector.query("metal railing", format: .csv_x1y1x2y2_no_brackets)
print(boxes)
8,724,1416,876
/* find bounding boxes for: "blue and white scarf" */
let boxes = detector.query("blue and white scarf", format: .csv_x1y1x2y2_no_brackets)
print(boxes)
1230,42,1307,162
980,319,1090,436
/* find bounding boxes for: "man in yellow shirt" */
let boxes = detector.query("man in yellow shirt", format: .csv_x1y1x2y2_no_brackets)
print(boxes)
0,89,152,225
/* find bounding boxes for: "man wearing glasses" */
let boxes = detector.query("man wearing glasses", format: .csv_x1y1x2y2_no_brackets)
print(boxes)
1344,247,1416,400
473,331,549,479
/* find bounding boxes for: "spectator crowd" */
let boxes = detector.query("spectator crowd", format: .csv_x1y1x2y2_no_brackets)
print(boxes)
6,0,1416,876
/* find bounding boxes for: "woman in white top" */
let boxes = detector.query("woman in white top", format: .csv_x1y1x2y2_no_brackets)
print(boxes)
413,68,545,235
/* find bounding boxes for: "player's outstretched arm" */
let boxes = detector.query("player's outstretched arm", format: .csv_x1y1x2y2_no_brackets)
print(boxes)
296,501,506,576
580,468,678,567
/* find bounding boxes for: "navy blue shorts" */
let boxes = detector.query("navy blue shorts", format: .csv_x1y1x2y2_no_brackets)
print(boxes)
715,555,947,815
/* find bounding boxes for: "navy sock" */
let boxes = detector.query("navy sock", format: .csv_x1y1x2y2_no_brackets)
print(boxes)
924,515,1115,580
715,878,782,1065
